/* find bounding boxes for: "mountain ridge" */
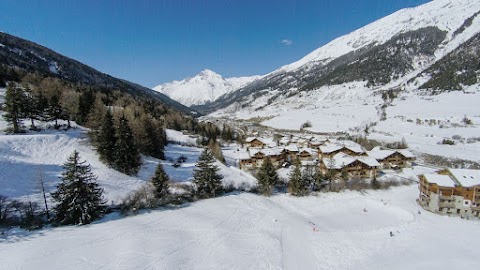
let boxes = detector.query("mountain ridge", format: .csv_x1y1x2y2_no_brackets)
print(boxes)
0,32,194,114
202,0,480,115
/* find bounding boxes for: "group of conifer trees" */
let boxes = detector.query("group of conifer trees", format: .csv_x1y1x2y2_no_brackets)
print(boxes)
3,83,67,133
256,157,326,196
95,110,162,175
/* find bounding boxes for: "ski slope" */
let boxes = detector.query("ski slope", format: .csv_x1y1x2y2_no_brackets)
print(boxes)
2,185,479,270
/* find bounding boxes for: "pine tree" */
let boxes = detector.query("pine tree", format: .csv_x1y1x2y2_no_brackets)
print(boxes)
256,157,278,196
49,94,63,128
151,163,170,202
312,166,325,191
289,158,309,196
51,151,106,225
371,174,381,190
97,110,117,165
114,115,141,175
192,149,223,199
139,117,165,160
3,83,25,133
23,86,39,130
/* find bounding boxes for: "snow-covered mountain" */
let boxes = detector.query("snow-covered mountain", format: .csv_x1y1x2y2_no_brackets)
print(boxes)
153,69,262,106
203,0,480,163
205,0,480,115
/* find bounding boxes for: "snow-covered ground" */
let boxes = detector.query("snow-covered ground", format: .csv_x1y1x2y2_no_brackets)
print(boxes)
2,185,479,270
2,87,479,269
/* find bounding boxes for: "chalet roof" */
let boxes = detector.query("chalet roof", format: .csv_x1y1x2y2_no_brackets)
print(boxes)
308,141,322,146
285,144,299,152
297,138,308,144
356,156,381,167
237,150,251,160
322,153,353,169
423,174,456,187
367,149,395,160
299,148,317,155
319,143,343,154
245,137,262,143
448,169,480,187
344,145,366,154
397,149,415,159
322,153,379,169
249,148,282,157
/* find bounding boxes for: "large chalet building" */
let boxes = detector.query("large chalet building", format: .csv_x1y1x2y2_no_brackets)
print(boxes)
237,136,415,180
418,168,480,218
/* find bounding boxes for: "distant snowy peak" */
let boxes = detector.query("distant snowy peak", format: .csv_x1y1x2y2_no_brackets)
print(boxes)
279,0,480,73
153,69,262,106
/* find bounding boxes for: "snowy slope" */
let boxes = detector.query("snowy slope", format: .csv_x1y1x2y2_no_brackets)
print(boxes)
153,69,262,106
279,0,480,73
2,185,479,270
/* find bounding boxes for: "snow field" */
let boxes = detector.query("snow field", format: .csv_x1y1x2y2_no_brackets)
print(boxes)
2,185,479,270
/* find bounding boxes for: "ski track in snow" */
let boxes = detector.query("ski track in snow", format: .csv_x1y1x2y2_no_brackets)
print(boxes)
2,186,479,270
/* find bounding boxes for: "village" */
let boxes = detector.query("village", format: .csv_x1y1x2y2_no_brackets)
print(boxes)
224,128,480,220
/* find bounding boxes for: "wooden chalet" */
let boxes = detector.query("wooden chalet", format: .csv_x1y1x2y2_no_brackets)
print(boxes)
245,137,266,148
368,147,416,169
320,153,379,179
318,142,366,159
297,148,317,161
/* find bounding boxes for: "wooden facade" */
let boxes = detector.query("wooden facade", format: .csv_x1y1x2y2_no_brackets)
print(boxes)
320,159,378,179
298,150,315,161
378,152,413,168
247,138,266,148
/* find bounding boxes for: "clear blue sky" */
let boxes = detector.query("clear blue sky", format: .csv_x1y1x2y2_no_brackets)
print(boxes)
0,0,430,87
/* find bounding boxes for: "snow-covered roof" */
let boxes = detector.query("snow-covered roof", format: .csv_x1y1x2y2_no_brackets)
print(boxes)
308,141,322,146
264,148,283,156
249,148,282,157
423,174,456,187
322,153,354,169
319,143,343,154
448,169,480,187
397,149,415,159
299,148,318,155
344,145,366,154
297,138,308,144
367,149,395,160
245,137,261,143
356,156,381,167
237,150,251,160
322,153,379,169
285,144,299,152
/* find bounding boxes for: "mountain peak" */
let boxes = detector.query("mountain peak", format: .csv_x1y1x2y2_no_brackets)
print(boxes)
153,70,261,106
198,69,219,77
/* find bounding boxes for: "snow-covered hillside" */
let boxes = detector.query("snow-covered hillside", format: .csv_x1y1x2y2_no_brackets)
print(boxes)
209,0,480,163
280,0,480,73
2,184,480,270
153,69,261,106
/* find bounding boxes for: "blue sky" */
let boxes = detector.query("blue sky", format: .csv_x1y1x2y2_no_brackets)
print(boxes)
0,0,430,87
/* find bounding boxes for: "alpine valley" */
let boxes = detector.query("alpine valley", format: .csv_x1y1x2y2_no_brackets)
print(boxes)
156,0,480,162
2,0,480,270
